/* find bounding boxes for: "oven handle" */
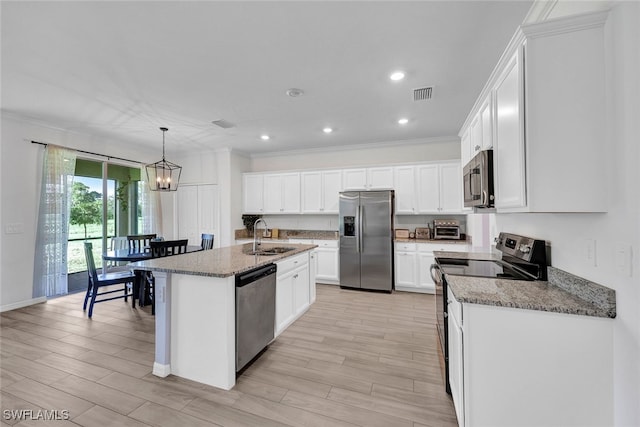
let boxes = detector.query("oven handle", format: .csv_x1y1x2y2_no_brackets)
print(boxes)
430,263,441,283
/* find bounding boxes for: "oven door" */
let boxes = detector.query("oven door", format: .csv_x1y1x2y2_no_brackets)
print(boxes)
431,263,451,394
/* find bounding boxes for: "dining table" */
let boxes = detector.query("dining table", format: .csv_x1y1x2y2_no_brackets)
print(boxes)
103,245,203,307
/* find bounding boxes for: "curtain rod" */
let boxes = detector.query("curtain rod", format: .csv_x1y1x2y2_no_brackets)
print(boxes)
30,140,145,165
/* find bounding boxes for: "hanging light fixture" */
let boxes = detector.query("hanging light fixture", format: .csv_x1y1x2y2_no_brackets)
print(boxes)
145,127,182,191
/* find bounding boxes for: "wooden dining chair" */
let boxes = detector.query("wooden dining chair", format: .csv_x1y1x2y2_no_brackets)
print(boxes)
83,242,136,318
106,236,128,270
127,234,157,253
201,233,214,250
143,239,189,314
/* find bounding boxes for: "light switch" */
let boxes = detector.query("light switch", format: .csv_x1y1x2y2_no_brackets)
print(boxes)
584,239,597,267
4,223,24,234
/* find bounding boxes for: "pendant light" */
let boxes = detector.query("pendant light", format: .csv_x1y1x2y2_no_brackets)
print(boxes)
145,127,182,191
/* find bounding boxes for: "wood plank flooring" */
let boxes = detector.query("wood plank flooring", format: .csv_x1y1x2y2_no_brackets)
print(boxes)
0,284,458,427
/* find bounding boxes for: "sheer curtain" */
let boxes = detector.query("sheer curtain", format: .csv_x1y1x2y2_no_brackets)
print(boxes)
139,165,163,236
33,145,77,298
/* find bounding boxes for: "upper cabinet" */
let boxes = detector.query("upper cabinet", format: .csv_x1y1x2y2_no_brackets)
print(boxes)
342,167,394,190
301,170,342,214
243,174,264,214
416,162,463,214
263,173,301,214
393,166,417,214
459,11,608,213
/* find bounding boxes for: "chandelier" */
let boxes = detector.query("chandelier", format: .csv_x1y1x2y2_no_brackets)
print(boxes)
145,127,182,191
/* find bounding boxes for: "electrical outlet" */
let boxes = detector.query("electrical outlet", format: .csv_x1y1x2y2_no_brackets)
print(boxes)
4,223,24,234
584,239,597,267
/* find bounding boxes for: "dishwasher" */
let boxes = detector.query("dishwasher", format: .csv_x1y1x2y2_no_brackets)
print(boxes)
235,263,277,372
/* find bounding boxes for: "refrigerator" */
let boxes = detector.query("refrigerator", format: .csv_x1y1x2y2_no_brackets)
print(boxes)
339,190,394,292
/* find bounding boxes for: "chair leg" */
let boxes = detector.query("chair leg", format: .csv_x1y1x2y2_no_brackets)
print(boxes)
88,282,99,318
83,278,92,311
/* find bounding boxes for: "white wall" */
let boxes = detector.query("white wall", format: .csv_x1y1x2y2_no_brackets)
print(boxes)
249,137,460,172
0,115,155,310
496,3,639,425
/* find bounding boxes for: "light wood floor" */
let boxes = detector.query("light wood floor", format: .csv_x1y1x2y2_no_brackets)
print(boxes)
0,284,458,427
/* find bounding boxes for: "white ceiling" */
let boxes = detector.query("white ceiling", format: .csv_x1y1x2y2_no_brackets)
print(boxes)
1,1,532,157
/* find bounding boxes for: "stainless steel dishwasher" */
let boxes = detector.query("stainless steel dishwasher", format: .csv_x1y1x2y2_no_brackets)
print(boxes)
235,263,277,372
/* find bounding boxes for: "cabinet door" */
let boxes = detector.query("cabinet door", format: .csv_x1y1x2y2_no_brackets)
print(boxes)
394,166,416,214
461,130,472,167
395,251,417,287
263,174,283,213
301,172,322,213
448,292,465,427
293,265,310,316
315,247,339,283
368,167,394,189
243,174,264,214
470,116,483,156
417,252,436,293
342,168,367,190
309,251,317,303
321,170,342,213
494,51,526,209
480,93,493,150
177,186,199,243
416,165,440,213
439,163,463,213
281,173,300,213
276,271,295,335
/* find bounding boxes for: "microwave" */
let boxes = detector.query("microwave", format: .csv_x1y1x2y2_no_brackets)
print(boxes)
463,149,494,208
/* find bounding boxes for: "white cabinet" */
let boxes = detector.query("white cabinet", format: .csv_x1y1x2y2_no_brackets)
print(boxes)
416,162,463,214
393,166,417,215
275,252,311,336
309,250,317,304
176,184,219,247
301,170,342,214
460,129,472,168
447,287,613,427
459,13,607,213
342,167,393,190
494,51,526,210
395,242,469,293
314,240,339,284
263,173,300,214
242,174,264,214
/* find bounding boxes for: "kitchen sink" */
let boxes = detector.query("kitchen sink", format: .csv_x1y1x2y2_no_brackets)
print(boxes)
243,246,296,256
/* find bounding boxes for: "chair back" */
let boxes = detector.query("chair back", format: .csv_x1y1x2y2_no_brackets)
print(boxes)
201,233,215,250
127,234,157,252
84,242,99,284
110,236,128,251
150,239,189,258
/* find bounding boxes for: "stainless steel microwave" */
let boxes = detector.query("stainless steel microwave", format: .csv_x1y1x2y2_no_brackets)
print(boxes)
463,149,494,208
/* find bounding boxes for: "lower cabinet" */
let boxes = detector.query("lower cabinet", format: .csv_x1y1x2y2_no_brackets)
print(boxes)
314,240,339,284
394,242,469,293
447,288,613,427
275,252,312,336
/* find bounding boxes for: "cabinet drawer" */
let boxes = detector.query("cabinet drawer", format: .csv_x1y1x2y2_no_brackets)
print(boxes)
417,243,469,253
395,242,417,252
276,253,308,275
314,239,338,248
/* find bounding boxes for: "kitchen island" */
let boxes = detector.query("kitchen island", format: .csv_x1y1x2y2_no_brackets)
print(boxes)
130,242,317,390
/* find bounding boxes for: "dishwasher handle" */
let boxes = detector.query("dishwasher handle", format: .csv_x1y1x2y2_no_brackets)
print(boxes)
236,264,277,287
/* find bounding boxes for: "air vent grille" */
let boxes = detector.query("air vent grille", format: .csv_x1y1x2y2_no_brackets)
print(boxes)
413,87,433,101
211,119,235,129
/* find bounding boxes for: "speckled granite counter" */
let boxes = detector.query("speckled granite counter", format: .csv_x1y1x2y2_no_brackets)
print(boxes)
395,238,471,244
235,229,338,240
130,242,317,278
435,250,616,319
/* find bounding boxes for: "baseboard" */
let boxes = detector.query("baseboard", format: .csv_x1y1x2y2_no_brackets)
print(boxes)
395,286,435,295
0,296,47,313
153,362,171,377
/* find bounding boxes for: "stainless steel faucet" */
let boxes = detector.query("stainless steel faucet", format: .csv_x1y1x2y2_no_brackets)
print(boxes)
253,218,268,252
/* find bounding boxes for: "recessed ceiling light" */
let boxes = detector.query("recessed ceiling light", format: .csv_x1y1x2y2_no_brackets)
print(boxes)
323,127,333,134
260,134,270,141
286,88,304,97
390,71,405,81
398,118,409,125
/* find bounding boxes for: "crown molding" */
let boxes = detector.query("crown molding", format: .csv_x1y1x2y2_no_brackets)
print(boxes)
523,0,558,24
521,9,609,38
248,136,460,159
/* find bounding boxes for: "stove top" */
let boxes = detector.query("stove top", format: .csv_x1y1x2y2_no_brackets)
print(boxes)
436,258,536,281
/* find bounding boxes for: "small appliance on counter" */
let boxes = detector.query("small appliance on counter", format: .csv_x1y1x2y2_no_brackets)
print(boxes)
415,227,431,240
463,149,494,208
433,219,461,240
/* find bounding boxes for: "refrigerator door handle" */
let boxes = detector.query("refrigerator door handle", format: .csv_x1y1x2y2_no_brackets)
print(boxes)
358,205,364,253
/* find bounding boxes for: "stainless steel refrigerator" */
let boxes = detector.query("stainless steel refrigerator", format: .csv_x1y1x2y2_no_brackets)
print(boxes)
339,190,394,292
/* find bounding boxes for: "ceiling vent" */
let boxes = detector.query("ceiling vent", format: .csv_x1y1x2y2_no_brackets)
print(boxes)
211,119,235,129
413,87,433,101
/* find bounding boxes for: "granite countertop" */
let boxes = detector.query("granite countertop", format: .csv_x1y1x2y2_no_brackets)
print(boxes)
129,243,317,278
437,250,616,319
235,229,338,240
395,238,471,244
